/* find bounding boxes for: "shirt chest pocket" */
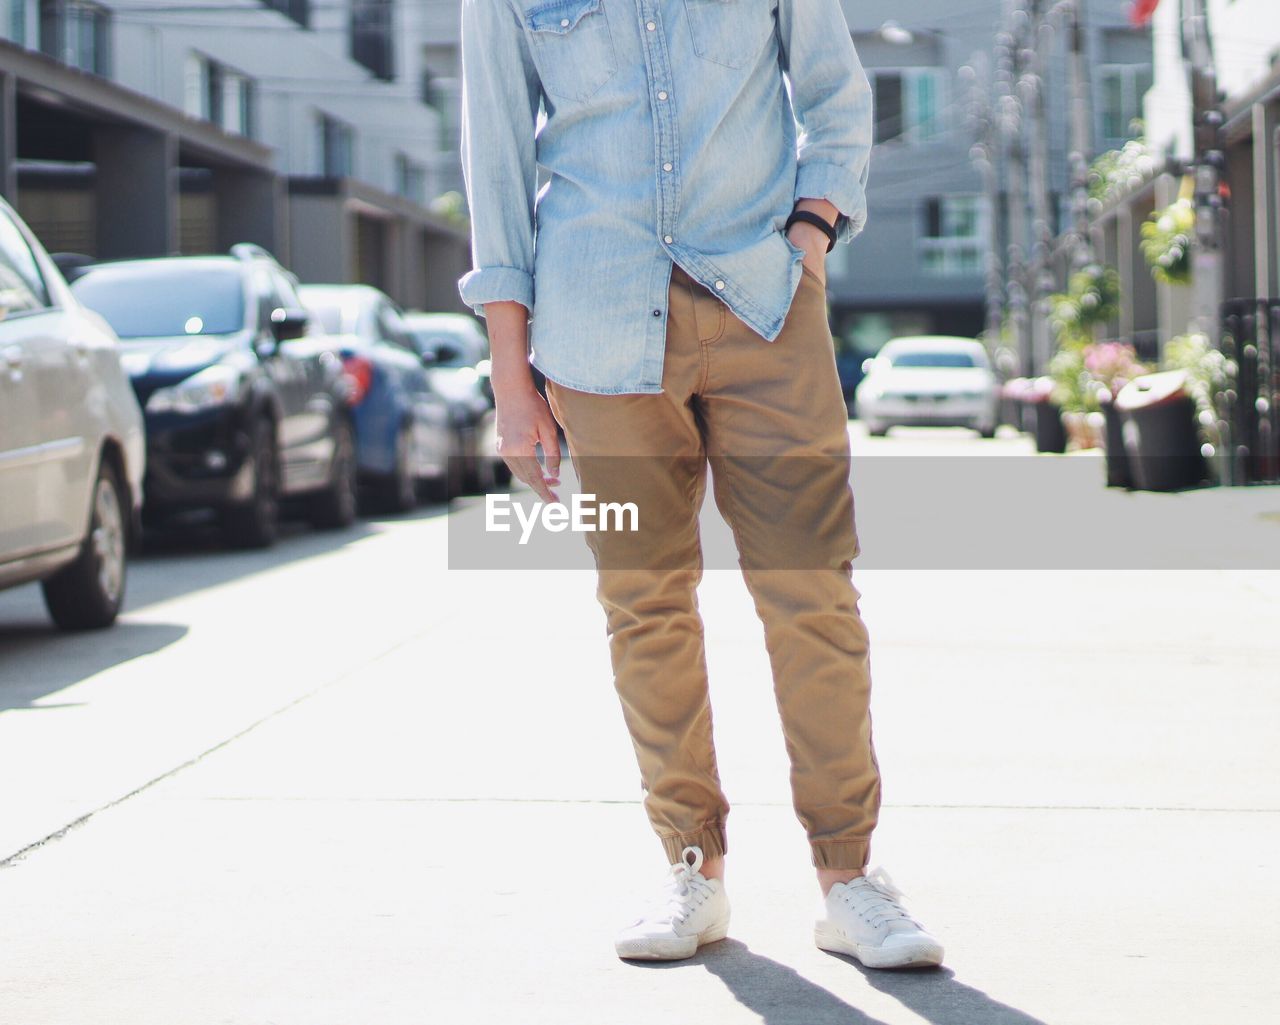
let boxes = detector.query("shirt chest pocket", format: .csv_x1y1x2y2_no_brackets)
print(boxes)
682,0,775,69
525,0,618,102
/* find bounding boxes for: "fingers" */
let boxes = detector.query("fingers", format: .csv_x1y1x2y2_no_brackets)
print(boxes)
502,451,558,504
539,418,562,485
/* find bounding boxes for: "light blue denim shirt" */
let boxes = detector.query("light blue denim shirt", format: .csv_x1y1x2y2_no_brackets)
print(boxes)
457,0,873,395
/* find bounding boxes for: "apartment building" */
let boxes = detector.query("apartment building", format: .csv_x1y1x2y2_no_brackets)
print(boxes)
0,0,470,310
1091,0,1280,349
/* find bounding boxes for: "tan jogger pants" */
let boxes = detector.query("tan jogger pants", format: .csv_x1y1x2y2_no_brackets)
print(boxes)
546,261,881,870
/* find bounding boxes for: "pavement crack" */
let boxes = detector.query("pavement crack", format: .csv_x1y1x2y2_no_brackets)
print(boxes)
0,629,428,871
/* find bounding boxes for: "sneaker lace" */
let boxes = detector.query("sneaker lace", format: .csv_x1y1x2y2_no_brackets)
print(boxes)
838,866,917,929
655,846,715,926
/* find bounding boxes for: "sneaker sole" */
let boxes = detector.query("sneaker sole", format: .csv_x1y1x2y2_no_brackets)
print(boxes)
814,922,944,969
616,921,730,961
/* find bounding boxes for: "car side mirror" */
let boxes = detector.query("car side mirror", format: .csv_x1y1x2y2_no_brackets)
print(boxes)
271,307,309,342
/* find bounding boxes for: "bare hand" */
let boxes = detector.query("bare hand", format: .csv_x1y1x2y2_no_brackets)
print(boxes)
494,385,561,503
787,221,829,285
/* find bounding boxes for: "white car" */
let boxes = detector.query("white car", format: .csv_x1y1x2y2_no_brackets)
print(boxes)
855,336,999,438
0,200,145,629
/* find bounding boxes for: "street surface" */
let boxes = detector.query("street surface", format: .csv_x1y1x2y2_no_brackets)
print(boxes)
2,426,1279,1025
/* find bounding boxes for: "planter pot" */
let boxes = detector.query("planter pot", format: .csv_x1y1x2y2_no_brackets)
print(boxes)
1062,410,1104,451
1099,398,1132,488
1028,399,1067,453
1114,370,1207,491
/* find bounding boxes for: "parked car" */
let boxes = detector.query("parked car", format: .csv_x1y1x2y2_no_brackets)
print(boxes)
402,312,510,489
0,198,144,629
854,336,999,438
70,246,357,547
298,284,455,510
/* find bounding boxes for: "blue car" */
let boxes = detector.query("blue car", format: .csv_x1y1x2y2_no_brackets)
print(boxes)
299,285,455,510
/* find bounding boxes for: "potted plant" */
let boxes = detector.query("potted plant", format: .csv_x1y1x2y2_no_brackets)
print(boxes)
1084,342,1149,487
1139,195,1195,286
1049,345,1103,450
1162,332,1234,484
1040,265,1121,455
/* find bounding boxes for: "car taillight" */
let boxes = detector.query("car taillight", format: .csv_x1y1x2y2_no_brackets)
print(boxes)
341,354,374,406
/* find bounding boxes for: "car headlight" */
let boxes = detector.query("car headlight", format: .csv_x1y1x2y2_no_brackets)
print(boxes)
147,363,242,414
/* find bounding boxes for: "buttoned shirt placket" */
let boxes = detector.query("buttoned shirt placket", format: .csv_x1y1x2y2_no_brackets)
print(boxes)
637,1,679,389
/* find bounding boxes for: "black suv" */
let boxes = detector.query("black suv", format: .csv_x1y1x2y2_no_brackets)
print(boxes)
70,245,357,547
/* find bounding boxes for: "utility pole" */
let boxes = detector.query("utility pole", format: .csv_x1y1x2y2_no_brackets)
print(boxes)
996,0,1031,376
1182,0,1227,343
1025,0,1057,374
962,54,1005,347
1064,0,1095,269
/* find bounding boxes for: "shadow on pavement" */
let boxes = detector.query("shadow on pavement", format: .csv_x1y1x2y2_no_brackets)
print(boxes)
632,940,1049,1025
639,939,892,1025
0,502,451,690
0,620,189,711
829,951,1051,1025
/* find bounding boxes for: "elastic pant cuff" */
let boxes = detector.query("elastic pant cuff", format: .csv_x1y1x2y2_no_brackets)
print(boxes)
811,838,871,870
659,823,728,865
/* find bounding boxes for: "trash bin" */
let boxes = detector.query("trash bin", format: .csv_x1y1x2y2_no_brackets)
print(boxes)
1026,377,1067,453
1098,394,1132,488
1113,370,1207,491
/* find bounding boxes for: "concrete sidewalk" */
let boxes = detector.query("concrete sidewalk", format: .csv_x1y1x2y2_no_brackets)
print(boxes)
2,555,1278,1024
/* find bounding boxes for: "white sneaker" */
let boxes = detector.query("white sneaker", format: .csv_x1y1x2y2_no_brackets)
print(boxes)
815,866,944,969
615,846,730,960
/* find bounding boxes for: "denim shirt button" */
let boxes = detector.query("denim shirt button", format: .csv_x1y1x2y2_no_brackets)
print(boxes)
663,235,673,244
646,21,656,30
652,309,661,317
714,280,725,291
662,162,673,172
658,91,668,101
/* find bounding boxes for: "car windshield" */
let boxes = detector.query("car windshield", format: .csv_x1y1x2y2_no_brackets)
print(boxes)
889,351,978,369
410,328,484,368
300,292,362,337
73,264,245,340
303,300,348,337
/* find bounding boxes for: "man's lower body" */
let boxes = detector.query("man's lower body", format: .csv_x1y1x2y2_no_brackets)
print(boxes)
546,262,941,967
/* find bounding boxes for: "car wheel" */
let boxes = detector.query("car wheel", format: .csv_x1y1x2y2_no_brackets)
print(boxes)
42,460,128,630
462,429,496,494
309,416,359,529
378,423,419,512
867,423,889,438
492,460,513,487
978,423,997,439
222,418,280,549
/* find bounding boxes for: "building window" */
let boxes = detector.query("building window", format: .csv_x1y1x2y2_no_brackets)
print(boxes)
395,154,426,205
259,0,309,28
870,68,945,145
1098,65,1153,147
184,54,256,138
351,0,394,81
919,195,986,278
38,0,110,75
319,114,355,178
6,0,29,46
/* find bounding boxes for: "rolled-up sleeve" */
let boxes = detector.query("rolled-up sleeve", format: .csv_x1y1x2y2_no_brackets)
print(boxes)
457,0,541,316
776,0,873,244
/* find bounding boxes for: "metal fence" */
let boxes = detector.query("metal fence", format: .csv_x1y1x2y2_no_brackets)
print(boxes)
1219,299,1280,485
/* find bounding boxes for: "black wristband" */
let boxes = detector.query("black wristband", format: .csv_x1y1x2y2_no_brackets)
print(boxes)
785,209,838,253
